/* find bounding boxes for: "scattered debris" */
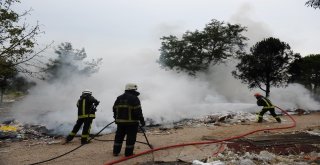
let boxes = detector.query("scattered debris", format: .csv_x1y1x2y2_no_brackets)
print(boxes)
306,129,320,136
193,150,320,165
295,109,307,115
1,109,319,164
0,119,60,144
140,111,320,164
286,108,312,115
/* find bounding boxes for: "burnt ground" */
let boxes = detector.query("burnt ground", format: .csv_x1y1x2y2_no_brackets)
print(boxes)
228,132,320,155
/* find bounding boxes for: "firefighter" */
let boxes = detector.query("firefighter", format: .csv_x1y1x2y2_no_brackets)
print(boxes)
254,93,281,123
65,89,100,144
112,83,145,157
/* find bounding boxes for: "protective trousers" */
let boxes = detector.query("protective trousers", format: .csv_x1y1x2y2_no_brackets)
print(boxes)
113,124,138,157
257,108,281,123
66,118,93,144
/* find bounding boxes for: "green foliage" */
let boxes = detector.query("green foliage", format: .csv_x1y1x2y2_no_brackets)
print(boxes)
0,56,35,103
7,76,36,93
0,57,17,103
0,0,51,83
159,19,248,76
289,54,320,94
0,58,17,79
306,0,320,9
0,0,47,103
232,37,299,97
44,42,102,82
0,0,41,69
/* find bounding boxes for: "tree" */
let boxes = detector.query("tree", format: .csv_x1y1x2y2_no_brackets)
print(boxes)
0,57,17,103
287,55,303,83
306,0,320,9
0,0,50,76
0,0,50,104
7,76,36,93
289,54,320,95
159,19,248,76
44,42,102,82
232,37,300,97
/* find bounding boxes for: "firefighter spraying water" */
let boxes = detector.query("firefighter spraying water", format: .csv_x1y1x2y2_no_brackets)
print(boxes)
65,89,100,144
254,93,281,123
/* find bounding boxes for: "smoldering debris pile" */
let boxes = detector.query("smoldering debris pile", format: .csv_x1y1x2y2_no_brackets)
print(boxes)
0,119,61,144
147,111,264,131
148,108,314,131
0,109,314,140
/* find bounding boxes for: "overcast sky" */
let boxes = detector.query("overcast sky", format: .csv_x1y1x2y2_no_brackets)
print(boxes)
17,0,320,59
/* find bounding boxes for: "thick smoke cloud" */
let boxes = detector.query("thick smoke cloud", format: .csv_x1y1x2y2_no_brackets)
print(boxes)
11,50,320,135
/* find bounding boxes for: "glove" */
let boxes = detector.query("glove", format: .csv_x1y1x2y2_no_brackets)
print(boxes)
140,120,145,127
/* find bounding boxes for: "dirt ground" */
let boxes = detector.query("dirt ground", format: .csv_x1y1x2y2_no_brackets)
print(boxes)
0,112,320,165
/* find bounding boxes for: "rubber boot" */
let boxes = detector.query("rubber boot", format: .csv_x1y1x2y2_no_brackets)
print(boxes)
125,147,134,157
113,143,122,156
276,117,281,123
81,137,91,145
65,135,74,143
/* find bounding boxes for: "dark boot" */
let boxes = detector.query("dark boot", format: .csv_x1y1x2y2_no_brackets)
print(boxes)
257,117,263,123
81,141,91,145
65,135,74,143
113,143,122,156
276,117,281,123
81,137,90,145
125,146,134,157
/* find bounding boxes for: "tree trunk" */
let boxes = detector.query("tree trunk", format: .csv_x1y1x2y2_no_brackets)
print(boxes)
0,88,3,105
265,71,271,98
266,79,270,98
0,77,8,105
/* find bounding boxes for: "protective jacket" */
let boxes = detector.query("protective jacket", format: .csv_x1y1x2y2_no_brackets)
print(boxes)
113,90,144,125
77,94,99,119
256,96,275,110
66,93,100,144
256,96,281,123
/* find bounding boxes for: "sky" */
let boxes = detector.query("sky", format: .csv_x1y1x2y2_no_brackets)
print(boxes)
10,0,320,134
17,0,320,57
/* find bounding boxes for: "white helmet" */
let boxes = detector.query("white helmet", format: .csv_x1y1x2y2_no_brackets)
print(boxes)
82,89,92,95
125,83,138,91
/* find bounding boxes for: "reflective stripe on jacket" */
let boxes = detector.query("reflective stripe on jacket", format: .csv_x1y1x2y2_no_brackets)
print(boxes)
114,104,141,123
257,97,275,109
77,94,99,118
113,90,144,124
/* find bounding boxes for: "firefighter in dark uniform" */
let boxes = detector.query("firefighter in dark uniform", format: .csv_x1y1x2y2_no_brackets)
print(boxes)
113,83,145,157
254,93,281,123
65,89,100,144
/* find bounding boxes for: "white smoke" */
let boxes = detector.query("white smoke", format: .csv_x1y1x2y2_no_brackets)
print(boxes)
230,3,274,47
11,49,320,135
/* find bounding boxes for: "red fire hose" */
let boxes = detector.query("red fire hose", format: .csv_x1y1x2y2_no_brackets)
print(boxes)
104,106,296,165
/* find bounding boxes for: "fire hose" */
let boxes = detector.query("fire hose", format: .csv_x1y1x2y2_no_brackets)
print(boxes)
28,121,115,165
104,106,296,165
28,122,153,165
